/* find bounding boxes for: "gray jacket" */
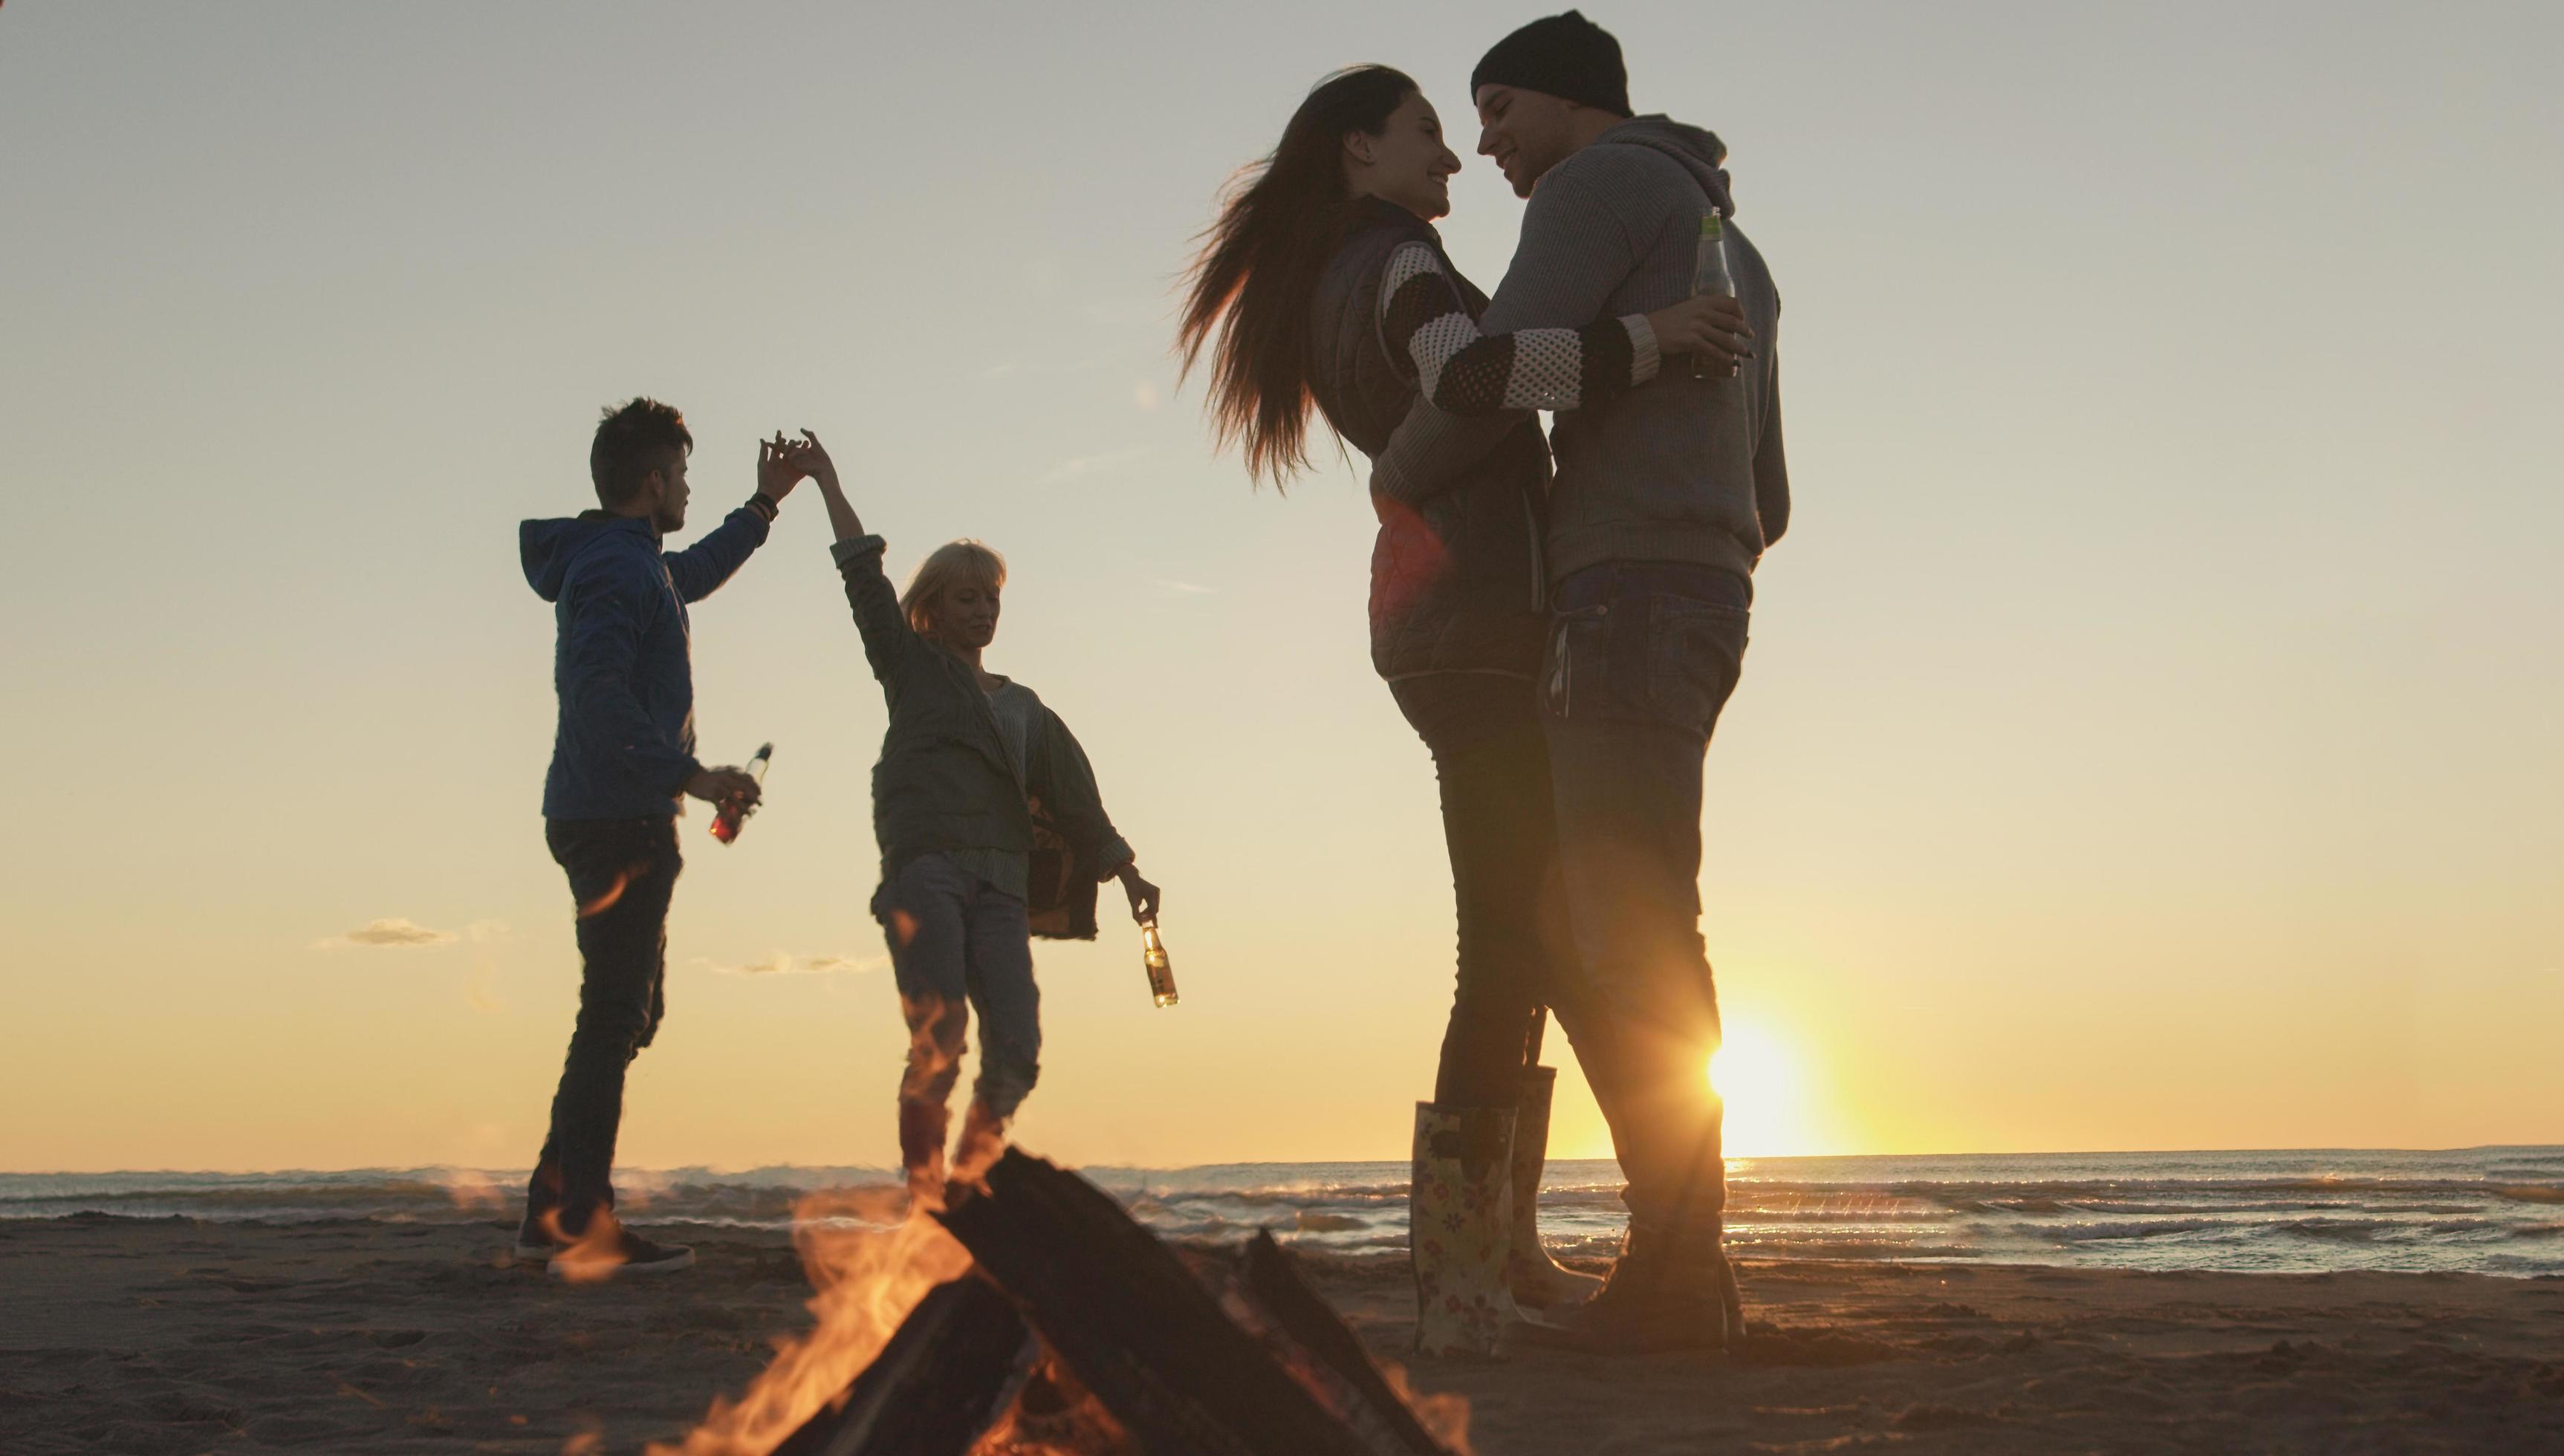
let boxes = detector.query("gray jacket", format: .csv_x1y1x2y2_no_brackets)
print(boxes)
1308,197,1549,681
1372,117,1788,585
832,537,1134,940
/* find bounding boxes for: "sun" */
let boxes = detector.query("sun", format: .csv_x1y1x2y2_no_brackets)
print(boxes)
1706,1018,1818,1158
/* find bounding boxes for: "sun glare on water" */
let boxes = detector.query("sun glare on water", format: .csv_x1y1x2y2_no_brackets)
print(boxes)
1707,1019,1821,1158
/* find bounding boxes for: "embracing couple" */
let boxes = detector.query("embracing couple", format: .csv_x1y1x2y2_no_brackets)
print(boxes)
1180,10,1788,1357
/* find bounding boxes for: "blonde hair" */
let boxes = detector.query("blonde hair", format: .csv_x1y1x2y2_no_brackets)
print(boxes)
900,539,1007,635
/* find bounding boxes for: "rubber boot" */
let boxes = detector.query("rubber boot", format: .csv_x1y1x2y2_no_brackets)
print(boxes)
1507,1065,1604,1310
1409,1102,1516,1357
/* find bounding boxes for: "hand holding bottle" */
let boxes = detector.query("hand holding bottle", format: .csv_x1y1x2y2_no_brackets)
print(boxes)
708,743,773,844
684,767,762,809
1643,295,1753,374
1117,863,1161,923
1687,212,1741,380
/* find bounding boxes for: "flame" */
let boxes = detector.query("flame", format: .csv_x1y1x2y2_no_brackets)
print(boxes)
577,859,658,920
899,993,968,1203
964,1353,1131,1456
542,1208,630,1286
951,1100,1008,1194
649,1188,969,1456
439,1168,503,1213
1379,1362,1473,1455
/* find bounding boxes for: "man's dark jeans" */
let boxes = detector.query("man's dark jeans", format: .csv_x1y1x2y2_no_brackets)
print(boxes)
524,816,681,1238
1539,562,1751,1244
1389,672,1573,1109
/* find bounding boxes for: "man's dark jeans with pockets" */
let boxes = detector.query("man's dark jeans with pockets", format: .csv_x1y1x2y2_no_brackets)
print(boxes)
1540,561,1751,1245
524,816,682,1238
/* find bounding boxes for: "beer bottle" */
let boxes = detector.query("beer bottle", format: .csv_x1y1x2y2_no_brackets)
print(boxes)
1688,212,1736,380
710,742,773,845
1140,917,1178,1008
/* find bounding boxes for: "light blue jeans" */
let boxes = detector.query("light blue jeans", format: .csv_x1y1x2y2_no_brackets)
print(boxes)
875,852,1041,1170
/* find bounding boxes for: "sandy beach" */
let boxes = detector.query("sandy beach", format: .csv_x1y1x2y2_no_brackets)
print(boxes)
5,1212,2560,1455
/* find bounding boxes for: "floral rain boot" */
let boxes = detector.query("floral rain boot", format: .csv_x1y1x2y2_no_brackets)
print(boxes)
1409,1101,1517,1357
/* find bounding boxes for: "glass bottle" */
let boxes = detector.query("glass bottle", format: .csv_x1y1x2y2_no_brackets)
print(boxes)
1140,917,1178,1008
710,742,773,845
1688,212,1736,380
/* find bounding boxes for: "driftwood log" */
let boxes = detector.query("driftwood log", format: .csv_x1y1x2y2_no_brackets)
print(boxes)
773,1151,1458,1456
1238,1232,1453,1456
937,1150,1457,1456
770,1273,1033,1456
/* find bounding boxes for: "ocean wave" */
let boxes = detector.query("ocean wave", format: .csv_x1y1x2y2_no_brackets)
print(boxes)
10,1151,2563,1279
2019,1218,2224,1243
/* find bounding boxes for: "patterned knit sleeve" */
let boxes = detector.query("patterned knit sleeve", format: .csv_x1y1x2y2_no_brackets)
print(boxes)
1377,241,1661,415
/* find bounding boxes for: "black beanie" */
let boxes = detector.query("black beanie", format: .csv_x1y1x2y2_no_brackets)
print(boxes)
1470,10,1632,117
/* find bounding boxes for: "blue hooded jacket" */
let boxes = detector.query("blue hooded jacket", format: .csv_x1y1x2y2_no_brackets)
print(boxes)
520,505,770,819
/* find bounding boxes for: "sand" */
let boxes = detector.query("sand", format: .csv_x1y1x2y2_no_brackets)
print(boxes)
4,1213,2561,1455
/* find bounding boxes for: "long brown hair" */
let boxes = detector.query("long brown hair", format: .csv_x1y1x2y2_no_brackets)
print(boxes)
1177,65,1418,489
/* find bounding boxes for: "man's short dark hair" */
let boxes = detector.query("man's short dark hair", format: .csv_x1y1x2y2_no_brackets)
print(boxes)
589,397,692,507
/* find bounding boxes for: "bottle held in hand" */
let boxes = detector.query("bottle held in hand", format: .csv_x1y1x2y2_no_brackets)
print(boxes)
1140,917,1178,1008
1688,212,1736,380
710,742,773,845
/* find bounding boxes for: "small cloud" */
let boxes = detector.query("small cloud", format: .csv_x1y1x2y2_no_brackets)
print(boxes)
312,917,458,951
1133,380,1161,410
1036,445,1150,487
710,952,886,977
1153,578,1215,596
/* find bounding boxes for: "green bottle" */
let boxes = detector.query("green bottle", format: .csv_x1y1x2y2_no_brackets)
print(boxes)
1689,213,1736,380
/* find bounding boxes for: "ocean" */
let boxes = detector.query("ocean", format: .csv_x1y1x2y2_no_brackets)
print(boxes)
6,1147,2558,1278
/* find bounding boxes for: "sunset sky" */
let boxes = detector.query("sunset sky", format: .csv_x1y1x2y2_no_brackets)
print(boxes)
3,1,2557,1175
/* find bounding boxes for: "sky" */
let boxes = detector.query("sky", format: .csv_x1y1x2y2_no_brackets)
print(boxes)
2,1,2557,1175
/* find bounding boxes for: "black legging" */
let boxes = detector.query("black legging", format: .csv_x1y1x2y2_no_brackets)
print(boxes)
1390,672,1573,1108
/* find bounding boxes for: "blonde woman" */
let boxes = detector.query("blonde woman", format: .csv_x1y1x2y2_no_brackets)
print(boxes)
786,432,1158,1197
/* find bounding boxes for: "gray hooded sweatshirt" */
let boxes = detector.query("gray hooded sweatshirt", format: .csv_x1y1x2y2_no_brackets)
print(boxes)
1371,116,1787,585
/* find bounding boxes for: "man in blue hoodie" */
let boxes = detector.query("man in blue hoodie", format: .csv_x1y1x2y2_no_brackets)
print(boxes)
1373,12,1787,1353
514,397,799,1277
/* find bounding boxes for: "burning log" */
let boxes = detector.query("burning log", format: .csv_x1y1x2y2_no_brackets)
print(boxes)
770,1273,1033,1456
753,1151,1460,1456
1238,1233,1454,1456
934,1150,1461,1456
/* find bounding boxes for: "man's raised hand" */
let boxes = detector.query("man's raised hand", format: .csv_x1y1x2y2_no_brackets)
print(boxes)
781,429,837,491
756,433,810,504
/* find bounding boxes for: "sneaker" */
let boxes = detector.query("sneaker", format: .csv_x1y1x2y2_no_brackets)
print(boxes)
547,1226,694,1281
